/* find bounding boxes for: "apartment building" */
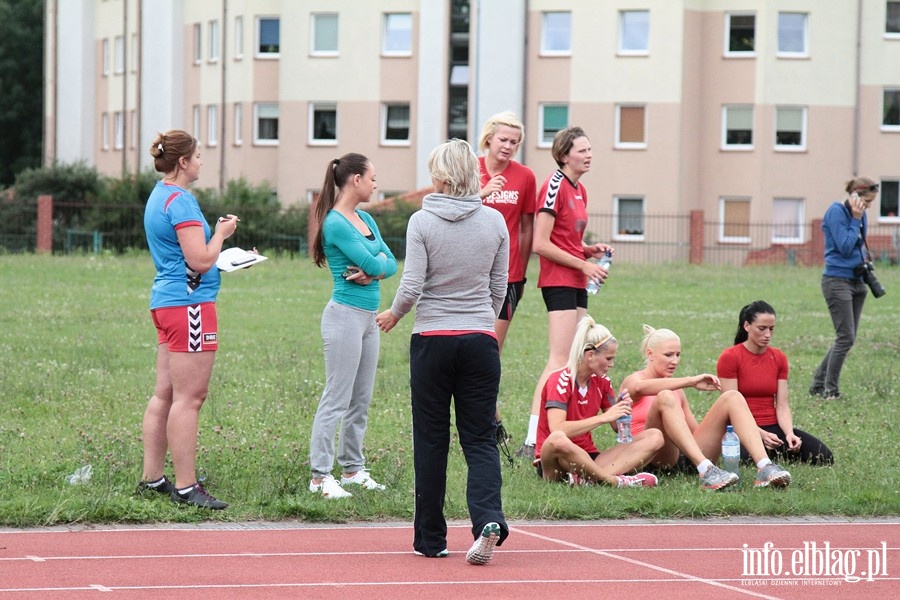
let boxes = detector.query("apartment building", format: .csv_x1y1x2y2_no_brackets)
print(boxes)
45,0,900,262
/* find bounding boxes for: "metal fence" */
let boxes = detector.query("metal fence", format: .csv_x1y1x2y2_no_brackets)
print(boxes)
3,198,899,266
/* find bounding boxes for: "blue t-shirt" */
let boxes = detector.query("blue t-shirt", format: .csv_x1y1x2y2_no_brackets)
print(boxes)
323,210,397,311
144,181,221,308
822,200,867,280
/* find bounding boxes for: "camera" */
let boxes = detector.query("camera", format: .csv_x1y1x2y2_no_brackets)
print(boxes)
854,262,886,298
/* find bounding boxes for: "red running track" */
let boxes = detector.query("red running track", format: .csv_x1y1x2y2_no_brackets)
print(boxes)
1,518,897,599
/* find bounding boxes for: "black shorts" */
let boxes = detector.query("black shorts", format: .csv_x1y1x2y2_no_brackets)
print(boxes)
541,286,588,312
534,451,600,479
498,280,526,322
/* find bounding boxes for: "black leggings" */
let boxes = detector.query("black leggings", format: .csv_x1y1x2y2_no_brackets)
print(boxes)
741,424,834,466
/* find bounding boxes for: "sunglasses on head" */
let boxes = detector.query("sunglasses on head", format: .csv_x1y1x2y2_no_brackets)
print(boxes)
857,184,879,193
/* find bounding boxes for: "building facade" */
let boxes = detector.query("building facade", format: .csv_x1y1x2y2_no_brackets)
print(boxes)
44,0,900,262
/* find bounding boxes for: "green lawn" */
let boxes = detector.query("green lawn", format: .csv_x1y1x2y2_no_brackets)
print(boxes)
0,253,897,526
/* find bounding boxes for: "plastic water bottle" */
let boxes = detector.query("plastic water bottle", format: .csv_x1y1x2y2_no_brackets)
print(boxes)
586,251,613,295
615,393,632,443
721,425,740,475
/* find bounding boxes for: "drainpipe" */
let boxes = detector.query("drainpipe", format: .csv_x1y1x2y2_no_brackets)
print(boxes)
122,0,128,176
852,0,862,176
220,0,228,193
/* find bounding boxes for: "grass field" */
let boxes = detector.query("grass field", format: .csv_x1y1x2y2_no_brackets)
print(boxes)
0,253,898,526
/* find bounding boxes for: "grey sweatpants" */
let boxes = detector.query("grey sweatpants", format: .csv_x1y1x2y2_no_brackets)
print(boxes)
309,300,380,478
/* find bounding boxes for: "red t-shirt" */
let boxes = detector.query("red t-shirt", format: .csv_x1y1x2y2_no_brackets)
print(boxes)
479,157,537,283
716,344,788,427
536,170,589,289
535,368,615,459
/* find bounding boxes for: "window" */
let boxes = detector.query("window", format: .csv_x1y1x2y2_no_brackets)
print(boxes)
234,16,244,59
254,103,279,145
383,13,412,55
131,34,137,72
539,104,569,146
192,105,201,141
615,105,646,149
113,111,124,149
257,17,280,57
309,103,337,144
887,2,900,36
772,197,804,243
883,89,900,129
541,12,571,55
382,103,410,144
114,36,125,74
101,112,109,150
207,105,218,147
879,180,899,219
234,103,243,145
614,196,645,240
619,10,649,55
312,13,339,55
102,39,110,76
722,105,753,149
209,20,219,62
193,23,202,63
778,12,808,57
775,106,807,150
725,13,755,55
720,198,751,243
130,110,137,148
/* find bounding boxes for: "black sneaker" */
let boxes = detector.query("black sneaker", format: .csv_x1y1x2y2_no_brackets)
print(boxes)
170,482,229,510
136,475,176,497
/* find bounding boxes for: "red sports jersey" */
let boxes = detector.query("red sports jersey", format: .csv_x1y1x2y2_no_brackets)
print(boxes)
479,157,537,283
535,368,615,459
536,170,589,288
716,344,788,427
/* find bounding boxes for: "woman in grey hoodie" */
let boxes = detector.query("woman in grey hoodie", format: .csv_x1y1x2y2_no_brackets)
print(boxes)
377,139,510,566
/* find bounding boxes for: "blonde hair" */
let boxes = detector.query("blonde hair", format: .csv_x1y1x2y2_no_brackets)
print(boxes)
478,111,525,151
428,139,481,198
566,315,617,381
640,324,680,366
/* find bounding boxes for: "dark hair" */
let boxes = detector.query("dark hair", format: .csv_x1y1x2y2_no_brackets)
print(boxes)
312,153,372,267
149,130,197,174
734,300,776,345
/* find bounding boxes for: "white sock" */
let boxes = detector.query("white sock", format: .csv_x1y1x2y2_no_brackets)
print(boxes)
524,415,539,445
756,458,772,469
697,459,713,475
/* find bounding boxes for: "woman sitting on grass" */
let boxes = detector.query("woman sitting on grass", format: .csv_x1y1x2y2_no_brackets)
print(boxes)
717,301,834,465
534,316,663,488
614,325,792,490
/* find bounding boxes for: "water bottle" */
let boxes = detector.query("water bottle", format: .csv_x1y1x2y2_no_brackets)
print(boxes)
586,251,613,295
721,425,740,475
615,393,632,443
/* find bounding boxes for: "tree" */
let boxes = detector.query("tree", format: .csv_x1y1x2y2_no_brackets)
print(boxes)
0,0,44,188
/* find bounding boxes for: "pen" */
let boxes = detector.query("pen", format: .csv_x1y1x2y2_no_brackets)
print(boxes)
218,216,241,222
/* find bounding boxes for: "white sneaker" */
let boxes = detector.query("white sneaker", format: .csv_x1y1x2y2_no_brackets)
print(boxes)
466,522,501,565
340,470,386,491
309,475,352,499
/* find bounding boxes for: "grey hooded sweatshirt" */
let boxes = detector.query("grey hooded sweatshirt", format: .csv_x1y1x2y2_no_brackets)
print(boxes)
389,192,509,334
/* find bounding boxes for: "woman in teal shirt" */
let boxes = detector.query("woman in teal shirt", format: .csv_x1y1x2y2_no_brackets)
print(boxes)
309,153,397,499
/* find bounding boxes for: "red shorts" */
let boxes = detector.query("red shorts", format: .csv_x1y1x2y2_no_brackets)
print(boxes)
151,303,218,352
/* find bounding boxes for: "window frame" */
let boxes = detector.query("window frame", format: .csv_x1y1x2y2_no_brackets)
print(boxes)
882,88,900,130
207,105,218,147
234,16,244,60
721,105,754,150
253,102,280,146
382,12,413,56
102,39,110,76
774,105,807,152
311,13,339,57
612,196,645,242
192,105,201,142
724,12,756,57
256,17,280,58
113,111,124,150
878,179,899,222
614,104,647,149
233,102,243,146
771,197,805,244
309,102,338,145
381,103,411,146
208,20,220,63
114,35,125,74
719,197,752,244
618,10,650,56
886,1,900,37
777,12,809,58
538,103,569,147
193,23,202,64
540,11,572,56
101,112,109,150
